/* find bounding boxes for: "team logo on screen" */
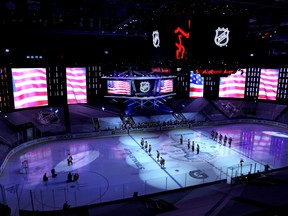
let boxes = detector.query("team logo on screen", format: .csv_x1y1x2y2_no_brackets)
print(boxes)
152,30,160,48
140,81,150,93
214,27,230,47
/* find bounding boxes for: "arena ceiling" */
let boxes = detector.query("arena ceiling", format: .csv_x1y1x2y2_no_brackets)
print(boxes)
2,1,287,38
1,0,288,65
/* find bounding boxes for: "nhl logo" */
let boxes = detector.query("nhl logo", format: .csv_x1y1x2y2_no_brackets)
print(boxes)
140,81,150,93
214,27,230,47
152,30,160,48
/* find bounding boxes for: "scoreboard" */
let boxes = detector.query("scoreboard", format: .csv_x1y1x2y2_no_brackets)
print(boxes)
103,76,175,99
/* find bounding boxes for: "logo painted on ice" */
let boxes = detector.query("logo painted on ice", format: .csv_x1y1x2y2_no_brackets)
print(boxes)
189,169,208,179
152,30,160,48
140,81,150,93
214,27,230,47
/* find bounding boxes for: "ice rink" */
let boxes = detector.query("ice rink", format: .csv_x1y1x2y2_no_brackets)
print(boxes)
1,123,288,216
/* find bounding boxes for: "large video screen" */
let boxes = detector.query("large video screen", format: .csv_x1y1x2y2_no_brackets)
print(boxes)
160,79,173,94
12,68,48,109
191,15,248,59
107,80,131,95
189,71,204,98
258,68,279,100
149,14,247,62
66,67,87,104
219,69,246,98
148,15,180,62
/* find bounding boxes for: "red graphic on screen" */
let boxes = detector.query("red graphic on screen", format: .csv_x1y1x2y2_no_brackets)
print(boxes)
151,67,171,73
174,20,190,59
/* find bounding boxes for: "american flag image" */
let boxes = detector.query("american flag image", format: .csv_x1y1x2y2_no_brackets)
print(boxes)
160,79,173,93
219,69,246,98
189,71,204,98
258,68,279,100
66,67,87,104
107,80,131,95
12,68,48,109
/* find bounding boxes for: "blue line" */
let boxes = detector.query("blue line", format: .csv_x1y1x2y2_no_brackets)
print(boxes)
129,134,183,188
